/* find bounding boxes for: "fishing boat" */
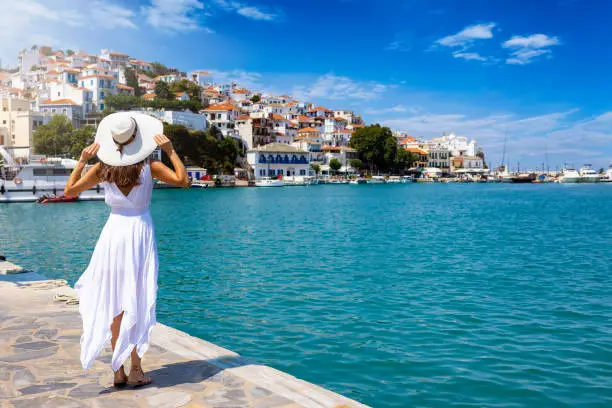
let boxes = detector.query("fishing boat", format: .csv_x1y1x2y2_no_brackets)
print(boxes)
559,168,581,183
579,165,601,183
349,178,367,185
255,177,285,187
510,173,537,183
0,148,104,203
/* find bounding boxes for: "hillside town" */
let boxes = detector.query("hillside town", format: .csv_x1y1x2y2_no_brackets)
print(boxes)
0,45,486,180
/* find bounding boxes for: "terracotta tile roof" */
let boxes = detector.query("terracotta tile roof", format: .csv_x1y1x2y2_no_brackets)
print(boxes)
109,51,129,57
270,114,286,121
46,70,60,75
308,106,332,113
350,124,365,128
175,92,188,97
143,93,156,99
298,127,320,133
233,89,250,94
332,129,352,134
333,117,347,122
40,99,79,106
298,115,313,123
116,84,134,90
203,102,237,111
236,115,251,121
406,147,428,155
399,137,417,144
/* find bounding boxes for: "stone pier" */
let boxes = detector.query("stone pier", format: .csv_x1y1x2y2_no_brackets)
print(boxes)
0,267,368,408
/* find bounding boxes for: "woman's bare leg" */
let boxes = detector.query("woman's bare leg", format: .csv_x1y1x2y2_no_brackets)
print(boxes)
110,313,127,385
128,346,152,385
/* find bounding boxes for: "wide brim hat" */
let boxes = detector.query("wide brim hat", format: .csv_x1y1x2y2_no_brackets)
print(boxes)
95,112,162,166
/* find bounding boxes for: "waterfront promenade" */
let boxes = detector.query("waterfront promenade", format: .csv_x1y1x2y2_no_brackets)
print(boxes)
0,264,367,408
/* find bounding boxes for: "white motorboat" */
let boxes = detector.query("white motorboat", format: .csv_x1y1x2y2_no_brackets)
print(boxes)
368,175,386,184
387,176,402,184
0,149,104,203
560,168,581,183
579,165,601,183
400,176,414,183
349,178,367,185
283,176,307,186
255,177,284,187
601,166,612,183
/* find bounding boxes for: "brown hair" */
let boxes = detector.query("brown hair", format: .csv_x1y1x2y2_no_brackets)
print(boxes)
97,160,146,188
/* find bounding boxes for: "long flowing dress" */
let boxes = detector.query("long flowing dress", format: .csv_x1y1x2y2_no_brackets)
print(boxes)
75,163,158,372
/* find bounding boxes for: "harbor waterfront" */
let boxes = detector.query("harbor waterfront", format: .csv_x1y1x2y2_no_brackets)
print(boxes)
2,184,612,407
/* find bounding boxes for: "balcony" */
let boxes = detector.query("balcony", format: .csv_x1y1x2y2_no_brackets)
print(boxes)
259,155,308,164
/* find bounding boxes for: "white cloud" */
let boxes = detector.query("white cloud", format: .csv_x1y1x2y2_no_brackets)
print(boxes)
365,105,412,115
213,0,278,21
210,69,264,89
379,108,612,167
92,1,137,29
386,40,411,52
453,52,487,61
502,34,561,65
436,23,496,48
293,74,387,102
142,0,205,32
0,0,137,64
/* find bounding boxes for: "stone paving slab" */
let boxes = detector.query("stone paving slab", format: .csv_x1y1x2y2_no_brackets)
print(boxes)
0,278,368,408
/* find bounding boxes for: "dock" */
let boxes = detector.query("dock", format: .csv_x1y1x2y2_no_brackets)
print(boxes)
0,262,368,408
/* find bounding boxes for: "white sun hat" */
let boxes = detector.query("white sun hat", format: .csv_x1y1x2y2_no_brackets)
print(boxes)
95,112,163,166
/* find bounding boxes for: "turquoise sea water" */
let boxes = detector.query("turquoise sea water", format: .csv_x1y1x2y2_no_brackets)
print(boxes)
2,184,612,407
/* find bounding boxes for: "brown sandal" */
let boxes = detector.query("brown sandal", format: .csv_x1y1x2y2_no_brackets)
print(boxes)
127,366,153,387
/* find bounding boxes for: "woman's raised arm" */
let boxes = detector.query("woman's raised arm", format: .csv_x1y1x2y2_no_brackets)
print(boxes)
64,143,101,197
150,134,190,188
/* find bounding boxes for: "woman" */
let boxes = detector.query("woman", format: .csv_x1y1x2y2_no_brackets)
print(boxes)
64,112,190,387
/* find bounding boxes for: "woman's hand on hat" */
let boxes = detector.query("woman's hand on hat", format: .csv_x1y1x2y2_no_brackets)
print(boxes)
79,143,99,164
154,134,174,155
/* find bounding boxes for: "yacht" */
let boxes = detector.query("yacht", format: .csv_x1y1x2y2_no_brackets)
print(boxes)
579,165,601,183
254,177,284,187
0,148,104,203
601,166,612,183
368,175,386,184
559,168,581,183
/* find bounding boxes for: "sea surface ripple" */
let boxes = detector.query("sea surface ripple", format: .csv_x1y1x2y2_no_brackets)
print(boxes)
1,183,612,407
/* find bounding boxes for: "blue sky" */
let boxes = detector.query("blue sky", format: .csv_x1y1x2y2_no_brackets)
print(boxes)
2,0,612,169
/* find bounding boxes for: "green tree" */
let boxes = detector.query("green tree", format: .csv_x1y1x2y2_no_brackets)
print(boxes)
217,137,239,174
154,81,173,100
69,126,95,159
394,148,416,173
66,49,75,56
151,62,169,77
250,94,261,103
124,67,143,97
169,79,201,100
311,163,321,178
349,124,394,173
33,116,74,155
329,158,342,174
349,158,363,171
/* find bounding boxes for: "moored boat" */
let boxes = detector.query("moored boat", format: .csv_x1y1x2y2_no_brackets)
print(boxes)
579,165,601,183
560,168,581,183
368,175,386,184
255,177,285,187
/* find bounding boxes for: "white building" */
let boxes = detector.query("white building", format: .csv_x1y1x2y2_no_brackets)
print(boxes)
189,70,212,87
432,132,479,157
39,99,83,128
78,74,115,112
202,102,238,138
426,141,450,172
0,97,32,158
247,143,310,179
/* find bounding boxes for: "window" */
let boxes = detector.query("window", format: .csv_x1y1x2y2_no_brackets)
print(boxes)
100,104,104,110
90,79,93,86
62,108,67,114
51,109,56,113
57,92,60,97
2,120,5,124
100,91,104,98
300,169,306,176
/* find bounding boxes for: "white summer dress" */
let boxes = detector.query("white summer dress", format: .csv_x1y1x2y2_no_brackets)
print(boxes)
75,163,158,371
